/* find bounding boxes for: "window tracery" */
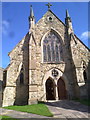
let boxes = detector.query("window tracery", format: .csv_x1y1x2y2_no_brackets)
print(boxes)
43,32,62,63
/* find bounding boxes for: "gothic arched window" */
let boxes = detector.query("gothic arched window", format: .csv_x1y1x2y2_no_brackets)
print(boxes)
20,72,24,84
83,70,87,83
43,32,62,63
82,61,87,83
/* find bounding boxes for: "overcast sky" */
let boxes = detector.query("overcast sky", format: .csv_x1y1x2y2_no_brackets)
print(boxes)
2,2,89,68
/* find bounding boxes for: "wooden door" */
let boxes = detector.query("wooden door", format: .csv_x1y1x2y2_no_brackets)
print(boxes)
46,78,56,100
57,78,67,100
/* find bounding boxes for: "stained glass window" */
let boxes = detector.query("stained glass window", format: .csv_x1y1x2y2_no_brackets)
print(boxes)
43,32,62,63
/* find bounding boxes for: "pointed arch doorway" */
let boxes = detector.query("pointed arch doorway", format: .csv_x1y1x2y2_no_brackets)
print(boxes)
57,78,67,100
46,78,56,100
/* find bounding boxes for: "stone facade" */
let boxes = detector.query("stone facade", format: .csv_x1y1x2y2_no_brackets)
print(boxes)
2,7,90,107
0,67,4,81
0,67,4,106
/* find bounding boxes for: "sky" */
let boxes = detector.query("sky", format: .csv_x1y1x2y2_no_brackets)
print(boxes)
1,2,89,68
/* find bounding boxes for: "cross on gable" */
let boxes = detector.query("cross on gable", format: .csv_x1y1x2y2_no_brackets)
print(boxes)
46,3,52,10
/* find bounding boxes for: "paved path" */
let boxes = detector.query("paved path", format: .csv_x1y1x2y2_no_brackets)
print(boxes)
0,100,90,119
46,100,90,118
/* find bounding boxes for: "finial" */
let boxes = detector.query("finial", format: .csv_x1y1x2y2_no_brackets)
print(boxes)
30,5,34,19
46,3,52,10
29,5,35,30
65,9,73,32
66,9,70,18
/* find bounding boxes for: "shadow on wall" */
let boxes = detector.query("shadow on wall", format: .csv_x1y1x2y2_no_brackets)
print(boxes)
14,84,29,105
79,59,90,100
62,30,80,100
14,33,30,106
88,60,90,99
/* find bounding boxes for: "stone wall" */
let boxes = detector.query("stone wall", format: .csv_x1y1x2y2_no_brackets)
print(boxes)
70,35,90,98
0,67,4,106
29,10,89,102
3,10,90,106
0,67,4,81
3,34,30,106
28,10,81,103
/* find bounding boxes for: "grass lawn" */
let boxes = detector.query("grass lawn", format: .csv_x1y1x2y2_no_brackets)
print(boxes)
4,102,53,117
73,99,90,106
0,115,19,120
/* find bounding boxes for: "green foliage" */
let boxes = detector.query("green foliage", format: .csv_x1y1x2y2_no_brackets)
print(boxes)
4,103,53,117
0,115,18,120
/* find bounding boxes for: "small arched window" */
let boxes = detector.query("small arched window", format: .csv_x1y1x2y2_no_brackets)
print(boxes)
20,72,24,84
83,70,87,83
43,31,62,63
3,70,7,87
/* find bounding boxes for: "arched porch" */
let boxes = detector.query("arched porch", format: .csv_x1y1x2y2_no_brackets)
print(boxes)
43,68,68,101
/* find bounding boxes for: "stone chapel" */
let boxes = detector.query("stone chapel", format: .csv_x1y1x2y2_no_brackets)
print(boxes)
2,4,90,107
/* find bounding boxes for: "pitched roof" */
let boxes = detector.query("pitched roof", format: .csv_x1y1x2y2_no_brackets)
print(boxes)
8,9,89,57
74,34,90,51
0,67,4,70
48,10,89,51
8,32,29,56
3,63,12,71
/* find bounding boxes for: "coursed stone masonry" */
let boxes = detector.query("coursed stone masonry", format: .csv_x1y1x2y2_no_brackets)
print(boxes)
2,7,90,107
